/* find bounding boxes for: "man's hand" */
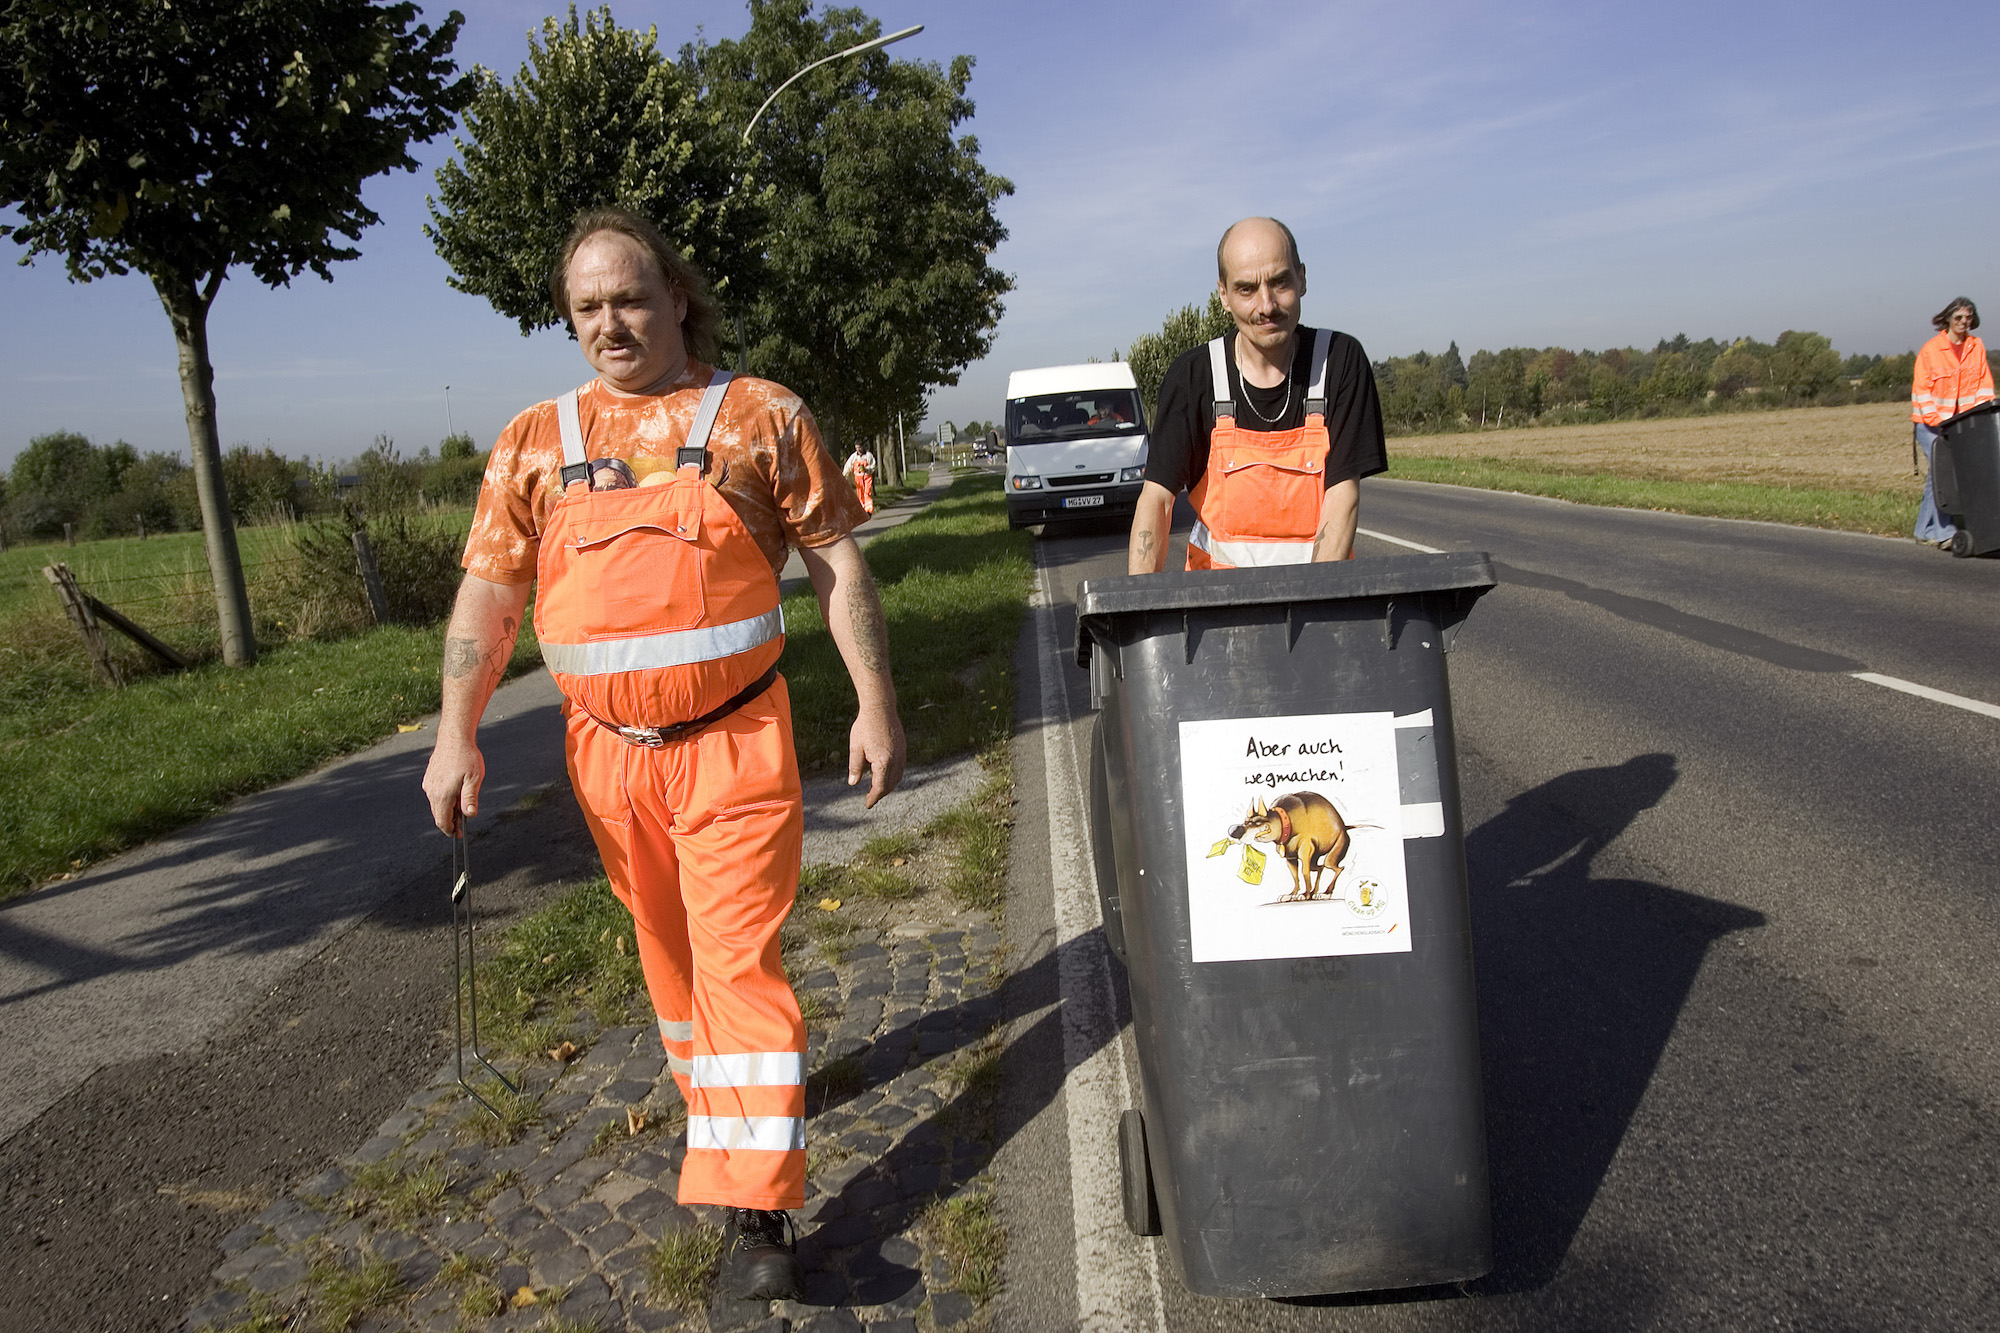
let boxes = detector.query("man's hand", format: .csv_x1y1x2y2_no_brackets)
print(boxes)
423,734,485,836
848,700,907,809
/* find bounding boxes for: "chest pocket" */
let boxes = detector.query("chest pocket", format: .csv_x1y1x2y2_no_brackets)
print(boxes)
563,486,706,636
1212,436,1324,540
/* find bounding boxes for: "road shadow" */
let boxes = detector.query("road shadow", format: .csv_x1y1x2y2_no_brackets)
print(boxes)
1462,753,1764,1296
0,703,573,1008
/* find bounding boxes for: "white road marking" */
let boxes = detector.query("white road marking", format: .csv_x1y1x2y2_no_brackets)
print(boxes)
1851,672,2000,721
1033,553,1167,1332
1360,527,1999,724
1356,526,1443,554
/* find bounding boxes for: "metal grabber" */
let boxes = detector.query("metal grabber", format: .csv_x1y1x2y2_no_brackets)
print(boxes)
451,834,519,1118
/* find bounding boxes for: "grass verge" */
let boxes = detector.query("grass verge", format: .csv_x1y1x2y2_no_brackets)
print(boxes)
0,617,541,899
783,473,1032,772
1389,455,1919,536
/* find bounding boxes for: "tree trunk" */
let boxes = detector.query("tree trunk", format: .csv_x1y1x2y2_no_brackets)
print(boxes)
157,272,257,666
877,430,901,489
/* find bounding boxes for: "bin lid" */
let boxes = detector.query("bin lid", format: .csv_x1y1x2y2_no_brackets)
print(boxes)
1941,400,1999,434
1075,551,1496,666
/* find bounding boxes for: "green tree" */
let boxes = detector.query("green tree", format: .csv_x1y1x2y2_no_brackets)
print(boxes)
1768,330,1843,401
1709,338,1769,399
1125,294,1234,419
1640,351,1706,405
427,5,760,335
0,1,469,664
693,1,1013,458
8,429,102,537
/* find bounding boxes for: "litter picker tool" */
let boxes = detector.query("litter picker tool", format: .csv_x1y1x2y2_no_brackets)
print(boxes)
451,834,518,1118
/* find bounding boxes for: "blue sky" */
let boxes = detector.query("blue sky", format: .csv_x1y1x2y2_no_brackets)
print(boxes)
5,0,1997,469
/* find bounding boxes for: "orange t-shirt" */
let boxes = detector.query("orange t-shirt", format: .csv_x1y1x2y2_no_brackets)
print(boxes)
463,363,867,583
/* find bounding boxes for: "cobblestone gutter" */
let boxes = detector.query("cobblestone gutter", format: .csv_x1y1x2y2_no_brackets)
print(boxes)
184,912,1005,1333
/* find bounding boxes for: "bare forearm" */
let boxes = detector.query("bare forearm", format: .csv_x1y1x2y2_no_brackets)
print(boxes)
438,575,531,741
1312,479,1360,562
802,538,897,708
1127,481,1176,574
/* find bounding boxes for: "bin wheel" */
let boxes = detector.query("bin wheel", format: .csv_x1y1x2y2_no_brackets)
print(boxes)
1118,1109,1162,1236
1088,717,1128,965
1950,530,1975,558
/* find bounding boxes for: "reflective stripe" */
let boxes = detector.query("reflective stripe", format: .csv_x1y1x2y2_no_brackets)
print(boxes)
1208,337,1230,404
558,389,586,468
541,606,783,676
1189,520,1315,568
667,1052,694,1077
691,1051,804,1088
687,1114,805,1152
658,1018,693,1044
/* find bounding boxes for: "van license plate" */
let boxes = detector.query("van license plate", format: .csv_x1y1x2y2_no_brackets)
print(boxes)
1062,494,1104,509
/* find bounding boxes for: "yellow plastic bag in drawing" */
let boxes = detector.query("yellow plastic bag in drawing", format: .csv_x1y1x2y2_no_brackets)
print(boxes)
1239,844,1266,885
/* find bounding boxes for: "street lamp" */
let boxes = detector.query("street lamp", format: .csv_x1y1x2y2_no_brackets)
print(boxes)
730,23,924,383
741,24,924,145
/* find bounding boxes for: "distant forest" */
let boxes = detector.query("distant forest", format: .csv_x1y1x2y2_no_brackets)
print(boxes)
1122,295,1991,434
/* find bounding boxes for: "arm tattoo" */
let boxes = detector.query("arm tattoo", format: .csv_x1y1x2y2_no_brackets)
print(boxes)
443,636,483,679
443,616,519,684
845,578,890,676
1136,529,1157,566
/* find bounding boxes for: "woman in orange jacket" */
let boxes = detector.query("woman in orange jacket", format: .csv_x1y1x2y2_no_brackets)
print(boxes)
1910,297,1994,547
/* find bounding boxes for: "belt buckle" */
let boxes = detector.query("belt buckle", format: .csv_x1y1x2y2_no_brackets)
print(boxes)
618,725,666,749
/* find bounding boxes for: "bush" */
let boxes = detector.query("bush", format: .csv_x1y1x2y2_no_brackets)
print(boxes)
265,512,468,641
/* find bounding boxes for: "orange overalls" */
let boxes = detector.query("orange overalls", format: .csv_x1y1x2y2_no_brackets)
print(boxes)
1186,328,1343,570
851,453,876,515
536,371,807,1210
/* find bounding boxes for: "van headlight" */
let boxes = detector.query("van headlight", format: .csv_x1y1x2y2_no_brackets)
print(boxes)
1010,475,1041,490
1119,466,1146,483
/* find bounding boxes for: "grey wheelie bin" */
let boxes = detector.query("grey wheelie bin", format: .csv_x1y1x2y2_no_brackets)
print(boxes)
1077,552,1496,1299
1935,402,2000,557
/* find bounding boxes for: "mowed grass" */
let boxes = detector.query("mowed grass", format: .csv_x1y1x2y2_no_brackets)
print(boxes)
782,472,1032,772
1387,400,1923,535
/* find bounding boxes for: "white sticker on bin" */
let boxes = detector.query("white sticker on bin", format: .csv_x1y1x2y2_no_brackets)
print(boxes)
1179,711,1414,962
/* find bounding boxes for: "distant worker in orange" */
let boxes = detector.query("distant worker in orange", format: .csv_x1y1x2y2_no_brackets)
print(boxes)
1910,296,1993,548
1127,217,1386,573
422,206,904,1302
842,445,877,515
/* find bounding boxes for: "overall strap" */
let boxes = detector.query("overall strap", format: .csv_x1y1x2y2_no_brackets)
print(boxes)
1304,328,1334,418
1207,337,1233,424
679,369,734,471
557,389,590,488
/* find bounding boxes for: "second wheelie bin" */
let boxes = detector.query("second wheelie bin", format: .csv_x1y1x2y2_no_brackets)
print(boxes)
1078,552,1496,1299
1935,402,2000,557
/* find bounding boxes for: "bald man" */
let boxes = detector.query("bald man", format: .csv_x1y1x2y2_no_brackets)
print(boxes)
1127,217,1386,573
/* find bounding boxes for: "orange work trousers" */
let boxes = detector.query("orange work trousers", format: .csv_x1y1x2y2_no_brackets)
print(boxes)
564,675,807,1211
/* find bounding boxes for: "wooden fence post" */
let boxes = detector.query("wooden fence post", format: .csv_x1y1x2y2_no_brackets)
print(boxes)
63,522,75,547
44,563,121,686
352,529,392,625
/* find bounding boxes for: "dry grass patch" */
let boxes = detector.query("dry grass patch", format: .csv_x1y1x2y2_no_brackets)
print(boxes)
1393,400,1921,493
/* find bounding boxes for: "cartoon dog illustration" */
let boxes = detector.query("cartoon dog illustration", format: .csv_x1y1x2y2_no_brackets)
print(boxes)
1229,791,1353,902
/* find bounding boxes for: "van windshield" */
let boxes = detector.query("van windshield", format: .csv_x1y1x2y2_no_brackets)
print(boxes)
1008,389,1144,442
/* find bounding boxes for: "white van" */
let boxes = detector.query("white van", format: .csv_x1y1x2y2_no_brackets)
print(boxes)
1003,362,1149,530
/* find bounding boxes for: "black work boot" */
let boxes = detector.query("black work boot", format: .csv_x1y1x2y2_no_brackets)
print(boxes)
725,1207,802,1301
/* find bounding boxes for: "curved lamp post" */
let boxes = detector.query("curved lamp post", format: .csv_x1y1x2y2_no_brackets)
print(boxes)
730,22,924,389
742,24,924,145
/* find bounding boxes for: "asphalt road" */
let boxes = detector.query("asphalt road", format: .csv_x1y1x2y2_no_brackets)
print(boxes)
993,479,2000,1330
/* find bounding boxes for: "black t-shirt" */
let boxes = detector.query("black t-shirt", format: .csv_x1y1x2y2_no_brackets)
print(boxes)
1144,327,1387,494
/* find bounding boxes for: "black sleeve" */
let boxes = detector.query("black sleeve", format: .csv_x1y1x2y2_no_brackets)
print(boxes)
1144,348,1207,494
1323,334,1387,486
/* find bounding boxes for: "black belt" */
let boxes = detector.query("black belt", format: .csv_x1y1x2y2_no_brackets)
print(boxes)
590,664,779,749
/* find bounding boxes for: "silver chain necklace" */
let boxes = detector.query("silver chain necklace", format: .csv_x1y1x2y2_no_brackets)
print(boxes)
1236,360,1293,423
